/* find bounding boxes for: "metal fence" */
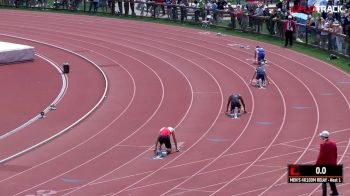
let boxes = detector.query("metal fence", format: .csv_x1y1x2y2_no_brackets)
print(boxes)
1,0,349,57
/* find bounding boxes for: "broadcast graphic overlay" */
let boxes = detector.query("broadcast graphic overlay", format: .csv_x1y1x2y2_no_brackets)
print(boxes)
288,165,343,183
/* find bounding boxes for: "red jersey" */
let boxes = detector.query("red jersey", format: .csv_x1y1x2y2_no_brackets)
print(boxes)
159,127,174,137
316,139,337,165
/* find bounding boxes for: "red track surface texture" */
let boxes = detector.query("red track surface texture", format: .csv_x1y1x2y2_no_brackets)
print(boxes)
0,10,349,196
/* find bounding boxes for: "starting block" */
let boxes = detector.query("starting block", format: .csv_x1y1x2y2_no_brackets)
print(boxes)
50,104,56,110
227,112,241,119
153,150,168,160
250,79,268,89
258,59,268,65
239,44,250,49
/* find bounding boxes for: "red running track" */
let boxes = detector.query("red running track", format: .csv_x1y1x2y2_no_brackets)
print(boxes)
0,10,349,196
0,56,60,135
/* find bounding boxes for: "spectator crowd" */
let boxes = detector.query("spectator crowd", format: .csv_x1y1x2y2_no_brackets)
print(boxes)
2,0,350,55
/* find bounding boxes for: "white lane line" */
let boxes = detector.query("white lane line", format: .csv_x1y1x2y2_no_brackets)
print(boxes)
0,53,67,140
0,34,108,165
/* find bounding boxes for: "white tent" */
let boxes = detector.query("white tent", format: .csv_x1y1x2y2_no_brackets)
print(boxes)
308,0,327,6
0,42,35,64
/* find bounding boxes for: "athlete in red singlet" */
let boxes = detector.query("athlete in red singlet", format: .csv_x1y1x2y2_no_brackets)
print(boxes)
154,127,179,155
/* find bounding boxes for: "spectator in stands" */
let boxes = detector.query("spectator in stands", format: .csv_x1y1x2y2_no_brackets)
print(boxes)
306,14,315,27
206,0,212,15
344,10,350,34
166,0,172,18
211,0,219,23
117,0,123,15
235,5,242,27
124,0,130,15
88,0,98,12
227,2,234,12
71,0,82,10
253,4,264,16
217,0,226,20
130,0,136,16
199,0,205,21
241,7,249,31
180,0,188,22
171,0,178,20
161,0,166,16
286,0,290,10
276,8,285,37
193,0,200,22
228,3,236,28
253,3,264,32
100,0,108,12
283,15,296,47
329,20,337,51
326,12,334,23
282,0,288,12
340,11,347,34
140,0,146,16
305,14,315,43
264,6,271,33
267,9,277,35
320,19,330,49
334,21,344,54
347,26,350,56
276,0,283,10
322,11,327,20
154,0,163,17
315,15,323,46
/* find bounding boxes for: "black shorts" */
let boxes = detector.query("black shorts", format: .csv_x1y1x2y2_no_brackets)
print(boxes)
256,74,265,81
158,135,171,149
230,102,241,111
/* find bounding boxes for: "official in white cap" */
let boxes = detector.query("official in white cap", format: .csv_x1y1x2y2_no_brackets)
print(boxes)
319,130,330,138
283,15,296,47
154,127,179,155
316,130,339,196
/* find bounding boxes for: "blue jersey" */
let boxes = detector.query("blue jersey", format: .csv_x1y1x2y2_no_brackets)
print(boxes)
256,48,265,57
256,66,265,75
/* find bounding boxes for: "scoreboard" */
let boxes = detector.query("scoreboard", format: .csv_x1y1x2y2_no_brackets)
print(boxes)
288,165,343,183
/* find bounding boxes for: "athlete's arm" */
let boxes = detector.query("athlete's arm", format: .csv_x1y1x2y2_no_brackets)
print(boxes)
239,96,247,113
254,49,257,59
226,97,231,112
172,132,179,152
154,135,159,153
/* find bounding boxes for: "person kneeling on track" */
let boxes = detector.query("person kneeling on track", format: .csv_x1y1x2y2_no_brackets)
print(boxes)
254,45,266,64
154,127,179,155
226,93,247,115
252,61,269,88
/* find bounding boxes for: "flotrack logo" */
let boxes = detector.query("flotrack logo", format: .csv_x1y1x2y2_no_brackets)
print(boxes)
290,0,345,13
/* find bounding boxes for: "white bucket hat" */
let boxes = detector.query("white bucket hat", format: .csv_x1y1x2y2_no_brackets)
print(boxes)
319,130,330,138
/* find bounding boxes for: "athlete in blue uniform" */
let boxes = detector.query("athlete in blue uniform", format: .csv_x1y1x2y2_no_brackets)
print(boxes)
255,46,266,64
252,61,269,88
226,94,246,115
